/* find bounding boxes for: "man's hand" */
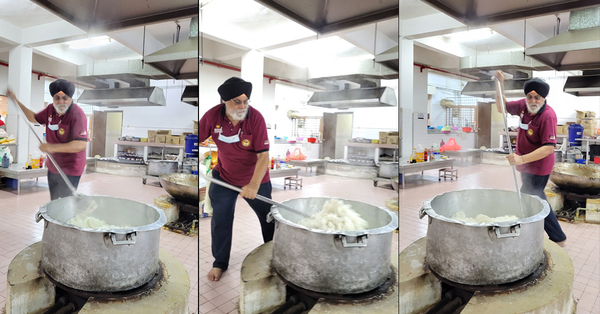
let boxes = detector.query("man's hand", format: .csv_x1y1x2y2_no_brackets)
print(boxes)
494,70,505,82
240,182,260,199
39,143,55,154
506,153,525,166
6,88,16,101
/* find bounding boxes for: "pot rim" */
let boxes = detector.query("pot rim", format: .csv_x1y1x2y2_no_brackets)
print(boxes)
421,188,550,226
38,195,167,233
270,197,398,235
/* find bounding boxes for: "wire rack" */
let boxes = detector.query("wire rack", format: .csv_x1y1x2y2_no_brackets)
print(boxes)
291,117,321,139
444,96,478,128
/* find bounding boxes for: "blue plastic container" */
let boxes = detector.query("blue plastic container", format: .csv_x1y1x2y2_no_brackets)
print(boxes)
6,178,17,189
185,134,199,158
568,124,584,146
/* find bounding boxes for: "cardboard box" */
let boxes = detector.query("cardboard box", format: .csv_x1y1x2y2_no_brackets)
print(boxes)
180,132,193,143
167,136,180,145
379,131,388,143
157,130,171,136
387,137,399,145
155,135,167,143
576,110,586,120
147,135,155,143
148,130,157,138
556,125,564,134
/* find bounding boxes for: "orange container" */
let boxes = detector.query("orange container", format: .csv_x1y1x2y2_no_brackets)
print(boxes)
307,137,317,143
462,127,472,133
595,156,600,164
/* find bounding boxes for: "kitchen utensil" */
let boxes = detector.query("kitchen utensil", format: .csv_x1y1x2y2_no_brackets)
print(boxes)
200,172,310,218
550,162,600,194
420,188,549,285
36,196,167,291
270,197,398,294
495,76,525,217
159,173,199,205
147,160,179,176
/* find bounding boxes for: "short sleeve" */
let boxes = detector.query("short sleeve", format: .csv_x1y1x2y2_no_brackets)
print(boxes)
199,110,212,142
71,106,88,141
252,112,269,154
506,99,525,116
539,112,558,146
34,106,50,125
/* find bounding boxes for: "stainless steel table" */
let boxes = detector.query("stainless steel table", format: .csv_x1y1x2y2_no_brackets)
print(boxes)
0,166,47,195
269,167,301,179
442,149,483,165
285,159,326,173
399,159,455,189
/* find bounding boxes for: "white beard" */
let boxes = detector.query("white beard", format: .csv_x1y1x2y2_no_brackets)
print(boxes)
526,102,542,115
54,103,71,115
227,107,248,121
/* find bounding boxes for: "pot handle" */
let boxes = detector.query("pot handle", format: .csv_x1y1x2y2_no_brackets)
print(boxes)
35,211,43,223
109,232,137,245
339,235,368,248
419,207,427,219
266,212,274,223
492,225,520,238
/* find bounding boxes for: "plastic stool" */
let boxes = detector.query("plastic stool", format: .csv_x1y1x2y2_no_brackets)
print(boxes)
284,177,303,189
439,168,458,181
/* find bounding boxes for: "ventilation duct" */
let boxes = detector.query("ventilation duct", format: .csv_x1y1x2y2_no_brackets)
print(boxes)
307,86,397,109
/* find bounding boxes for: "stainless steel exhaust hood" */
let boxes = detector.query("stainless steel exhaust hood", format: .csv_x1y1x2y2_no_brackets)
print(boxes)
78,87,166,107
144,17,199,79
307,87,397,109
181,85,198,106
462,79,530,98
375,45,398,72
564,71,600,97
526,7,600,71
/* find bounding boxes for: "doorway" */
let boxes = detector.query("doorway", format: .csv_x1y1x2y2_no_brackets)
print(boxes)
91,111,123,157
321,112,353,159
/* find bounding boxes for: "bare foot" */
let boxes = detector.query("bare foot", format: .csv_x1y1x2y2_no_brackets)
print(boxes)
556,240,566,247
207,267,223,281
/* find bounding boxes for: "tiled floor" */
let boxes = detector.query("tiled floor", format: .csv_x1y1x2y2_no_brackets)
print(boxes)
199,172,399,314
0,172,199,313
400,162,600,314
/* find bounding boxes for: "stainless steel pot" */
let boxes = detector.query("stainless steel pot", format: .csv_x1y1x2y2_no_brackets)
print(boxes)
36,196,167,292
550,162,600,194
159,173,199,205
378,162,398,178
147,160,179,176
420,189,549,285
268,197,398,294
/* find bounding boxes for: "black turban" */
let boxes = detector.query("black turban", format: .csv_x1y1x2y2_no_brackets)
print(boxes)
49,79,75,98
218,77,252,102
523,78,549,98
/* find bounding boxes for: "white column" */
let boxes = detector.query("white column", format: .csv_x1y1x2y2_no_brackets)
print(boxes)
7,45,33,165
240,50,265,115
399,37,414,159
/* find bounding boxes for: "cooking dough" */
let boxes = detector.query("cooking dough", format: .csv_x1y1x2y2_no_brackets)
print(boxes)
67,215,130,229
451,211,519,223
297,199,369,231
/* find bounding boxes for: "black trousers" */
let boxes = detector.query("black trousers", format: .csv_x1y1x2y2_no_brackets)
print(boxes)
47,171,81,200
209,170,274,271
520,172,567,242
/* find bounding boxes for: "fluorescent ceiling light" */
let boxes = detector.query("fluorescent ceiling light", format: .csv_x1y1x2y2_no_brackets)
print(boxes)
445,28,494,43
68,36,111,49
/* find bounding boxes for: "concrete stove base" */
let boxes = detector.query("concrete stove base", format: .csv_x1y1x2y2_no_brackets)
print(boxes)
5,242,190,314
239,241,398,314
400,237,576,314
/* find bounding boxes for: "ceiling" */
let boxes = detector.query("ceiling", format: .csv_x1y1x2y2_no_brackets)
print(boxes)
0,0,198,84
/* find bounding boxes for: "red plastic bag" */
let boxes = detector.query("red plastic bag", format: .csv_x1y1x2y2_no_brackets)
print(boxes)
287,148,307,161
440,138,462,152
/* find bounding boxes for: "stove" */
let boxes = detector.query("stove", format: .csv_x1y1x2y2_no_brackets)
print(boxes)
5,242,190,314
154,194,199,235
548,186,600,222
400,237,575,314
238,242,398,314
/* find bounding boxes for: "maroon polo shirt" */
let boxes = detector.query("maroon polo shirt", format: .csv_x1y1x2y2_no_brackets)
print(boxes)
506,98,557,176
35,103,88,176
199,104,270,186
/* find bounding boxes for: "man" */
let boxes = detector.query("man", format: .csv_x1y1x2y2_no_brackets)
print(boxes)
495,70,567,246
7,79,88,200
199,77,273,281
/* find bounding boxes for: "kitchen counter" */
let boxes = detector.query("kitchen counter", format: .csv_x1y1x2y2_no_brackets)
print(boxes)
0,165,47,195
399,158,455,189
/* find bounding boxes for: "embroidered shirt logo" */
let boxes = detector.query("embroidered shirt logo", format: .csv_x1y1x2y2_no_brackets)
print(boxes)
59,128,65,136
242,139,251,147
527,129,533,136
263,140,269,145
549,135,555,140
80,130,87,136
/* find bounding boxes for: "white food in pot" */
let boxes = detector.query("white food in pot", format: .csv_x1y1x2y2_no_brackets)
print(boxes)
298,199,368,231
67,215,130,229
451,211,519,224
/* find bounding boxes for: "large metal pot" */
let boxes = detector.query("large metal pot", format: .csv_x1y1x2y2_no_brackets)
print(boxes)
269,197,398,294
159,173,199,205
36,196,167,292
147,160,179,176
550,162,600,194
420,189,549,285
378,162,398,178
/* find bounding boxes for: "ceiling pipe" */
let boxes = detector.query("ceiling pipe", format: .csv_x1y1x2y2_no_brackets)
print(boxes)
0,61,96,89
414,62,479,81
202,59,320,90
